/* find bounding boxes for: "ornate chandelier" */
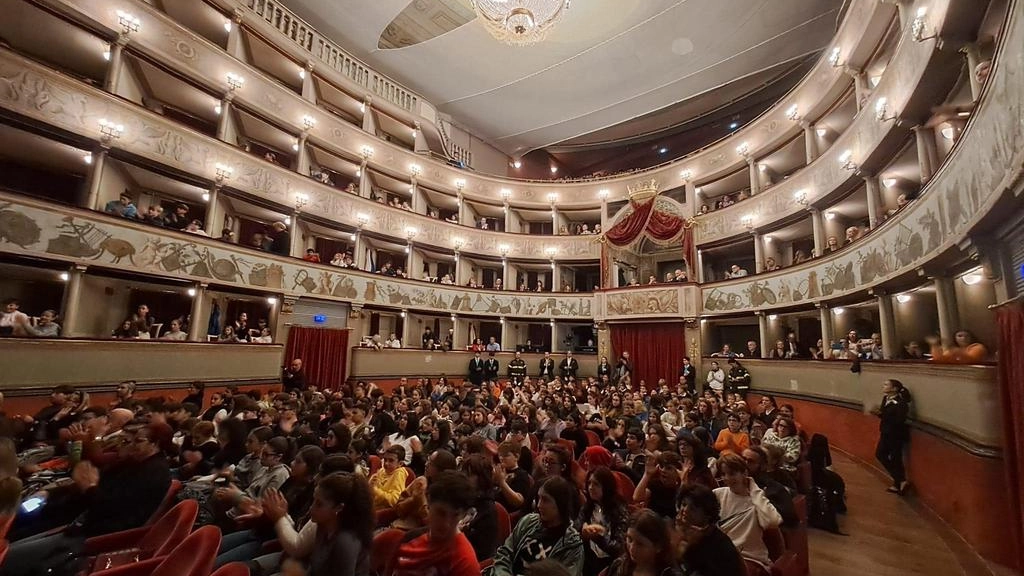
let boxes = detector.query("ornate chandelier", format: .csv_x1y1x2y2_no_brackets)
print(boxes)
471,0,571,47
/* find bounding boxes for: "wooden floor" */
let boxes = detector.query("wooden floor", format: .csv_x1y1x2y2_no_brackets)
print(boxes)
808,453,966,576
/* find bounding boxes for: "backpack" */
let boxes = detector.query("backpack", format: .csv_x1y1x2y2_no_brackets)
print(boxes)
807,434,847,514
807,485,843,534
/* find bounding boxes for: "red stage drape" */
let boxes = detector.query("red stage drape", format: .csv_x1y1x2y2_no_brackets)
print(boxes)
646,209,684,241
682,226,696,278
996,303,1024,572
284,326,349,391
611,322,686,388
605,197,656,245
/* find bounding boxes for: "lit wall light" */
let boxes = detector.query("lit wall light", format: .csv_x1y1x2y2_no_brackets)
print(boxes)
215,163,233,182
214,103,222,115
680,169,693,182
410,164,422,178
116,10,141,34
549,166,558,174
224,20,232,33
793,190,809,206
824,211,837,221
299,69,305,80
833,307,845,315
359,101,366,113
60,272,70,282
267,297,278,305
870,75,882,88
349,233,357,241
102,45,111,61
598,189,609,200
694,187,702,196
202,192,210,202
758,163,768,172
882,177,898,188
97,118,124,142
501,189,513,201
785,104,800,121
741,214,755,230
294,193,309,211
499,244,510,257
356,212,369,227
187,287,196,297
284,216,291,226
764,235,773,243
912,7,936,42
828,47,842,67
547,192,559,204
838,150,857,171
83,153,93,165
940,126,956,140
301,115,316,130
896,294,911,303
291,140,300,152
815,127,828,138
962,272,983,285
360,145,374,161
400,311,407,318
226,72,244,91
874,97,895,122
768,314,778,321
512,160,522,169
736,142,750,157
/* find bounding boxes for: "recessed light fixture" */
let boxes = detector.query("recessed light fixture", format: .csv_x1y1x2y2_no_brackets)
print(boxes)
550,166,558,174
284,216,291,225
202,192,210,202
214,103,222,115
299,69,305,80
768,314,778,321
728,122,739,130
267,297,278,305
83,153,93,165
658,147,668,154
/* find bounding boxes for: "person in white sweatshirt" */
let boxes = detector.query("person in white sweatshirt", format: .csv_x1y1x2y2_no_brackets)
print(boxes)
705,361,726,395
713,453,782,570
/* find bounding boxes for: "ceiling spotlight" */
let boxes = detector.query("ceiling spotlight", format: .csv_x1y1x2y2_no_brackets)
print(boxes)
828,46,842,67
116,10,141,34
785,104,799,121
957,111,971,118
896,294,911,303
292,140,300,152
226,72,244,91
284,216,291,226
824,211,837,221
302,115,316,130
512,160,522,169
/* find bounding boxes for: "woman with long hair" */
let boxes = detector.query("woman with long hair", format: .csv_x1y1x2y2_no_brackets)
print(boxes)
384,411,422,465
873,379,912,494
606,509,682,576
487,476,583,576
458,453,500,561
577,466,629,575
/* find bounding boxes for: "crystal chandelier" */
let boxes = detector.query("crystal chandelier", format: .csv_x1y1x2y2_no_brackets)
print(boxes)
471,0,571,47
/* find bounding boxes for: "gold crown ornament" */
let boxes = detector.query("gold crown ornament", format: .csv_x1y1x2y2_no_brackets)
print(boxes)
627,179,659,201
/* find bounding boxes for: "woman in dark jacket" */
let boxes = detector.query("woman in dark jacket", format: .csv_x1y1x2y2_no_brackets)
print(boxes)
874,379,911,494
577,466,629,575
458,454,500,562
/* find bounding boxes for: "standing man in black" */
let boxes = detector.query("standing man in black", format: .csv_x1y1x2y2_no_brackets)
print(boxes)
559,351,579,381
538,351,556,381
282,358,305,393
468,351,486,386
484,352,500,382
422,327,435,349
507,351,527,385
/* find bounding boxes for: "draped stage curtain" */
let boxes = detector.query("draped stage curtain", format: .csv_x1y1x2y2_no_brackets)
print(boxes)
996,302,1024,571
611,322,686,388
605,197,656,246
284,326,349,391
646,209,684,241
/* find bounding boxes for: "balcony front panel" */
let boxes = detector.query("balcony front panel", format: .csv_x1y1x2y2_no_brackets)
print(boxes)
594,285,701,322
0,193,595,320
695,0,951,245
0,49,599,260
40,0,888,207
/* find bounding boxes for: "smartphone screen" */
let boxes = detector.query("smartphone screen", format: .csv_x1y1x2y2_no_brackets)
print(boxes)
21,496,45,513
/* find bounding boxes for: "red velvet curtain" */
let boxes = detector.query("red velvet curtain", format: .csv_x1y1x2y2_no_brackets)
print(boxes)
606,198,656,246
284,326,349,391
996,302,1024,572
646,209,684,241
610,322,686,388
682,226,696,278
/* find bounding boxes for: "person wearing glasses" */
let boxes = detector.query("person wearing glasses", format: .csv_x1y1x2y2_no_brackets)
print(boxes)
675,484,745,576
759,416,801,472
216,436,290,521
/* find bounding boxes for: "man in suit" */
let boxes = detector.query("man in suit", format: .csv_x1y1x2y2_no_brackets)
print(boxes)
484,352,500,382
559,351,579,381
538,351,556,381
507,351,527,385
784,331,801,358
468,351,486,386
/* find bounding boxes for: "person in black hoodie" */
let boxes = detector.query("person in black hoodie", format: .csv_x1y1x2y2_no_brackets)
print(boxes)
872,379,912,494
675,484,745,576
458,454,500,562
3,423,172,576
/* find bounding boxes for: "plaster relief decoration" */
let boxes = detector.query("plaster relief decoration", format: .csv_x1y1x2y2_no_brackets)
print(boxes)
606,289,679,317
0,195,594,320
701,6,1024,315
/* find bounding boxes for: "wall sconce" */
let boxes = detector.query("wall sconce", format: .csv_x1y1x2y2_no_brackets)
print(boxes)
294,193,309,211
500,189,513,201
97,118,124,143
116,10,141,34
349,232,357,241
499,244,510,257
291,140,300,152
512,159,522,169
301,115,316,131
202,192,210,202
768,314,778,321
832,307,845,315
405,226,418,240
284,216,291,225
838,150,858,171
267,297,278,305
187,287,197,297
360,145,374,162
83,153,93,165
545,246,557,258
764,235,773,243
882,177,898,188
356,212,369,227
454,178,466,192
547,192,559,204
912,7,937,42
694,187,702,196
409,164,422,178
824,210,837,221
785,104,800,121
549,166,558,174
741,214,755,230
896,293,912,303
874,97,896,122
828,47,842,67
680,169,693,182
225,72,244,91
758,163,768,172
962,269,983,285
400,310,407,318
815,127,828,138
735,142,750,157
214,103,222,115
793,189,809,206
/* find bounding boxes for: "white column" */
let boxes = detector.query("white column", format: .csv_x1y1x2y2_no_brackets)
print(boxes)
301,62,317,103
502,258,511,289
758,313,769,357
289,214,303,258
413,123,430,155
83,148,108,210
683,182,696,218
819,305,833,347
358,165,372,198
877,293,896,360
401,312,413,349
187,283,209,342
500,320,509,352
354,232,367,270
747,159,760,195
963,44,983,102
850,69,869,110
453,251,463,284
933,276,959,344
406,242,415,276
411,182,426,214
802,122,819,163
104,35,129,93
696,250,705,283
295,134,310,176
810,208,825,257
753,233,764,274
216,95,235,143
60,265,88,337
551,261,561,292
204,185,222,235
551,206,560,233
361,100,377,135
864,174,882,229
914,125,937,183
457,193,467,226
226,11,246,61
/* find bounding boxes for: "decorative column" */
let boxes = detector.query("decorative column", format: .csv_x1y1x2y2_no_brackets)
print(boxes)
913,125,937,183
187,283,209,342
818,304,834,347
933,276,959,344
204,185,222,235
877,293,896,360
104,35,130,93
216,94,235,143
752,233,764,274
962,44,983,101
294,134,310,176
400,311,413,348
60,265,88,337
501,257,511,290
361,98,377,135
696,250,705,283
289,214,303,258
864,174,882,229
411,181,426,214
413,122,430,155
453,249,463,284
747,159,761,195
810,208,825,257
551,261,561,292
758,312,769,358
301,61,317,103
353,232,367,270
500,319,509,352
406,242,416,277
83,148,108,211
358,165,372,199
802,122,819,163
226,10,246,61
846,67,869,110
682,181,697,218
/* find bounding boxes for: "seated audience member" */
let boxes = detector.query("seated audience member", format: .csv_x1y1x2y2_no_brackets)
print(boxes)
458,454,500,561
634,452,683,520
1,298,30,337
605,509,681,576
725,264,749,279
495,441,531,515
111,319,139,339
715,454,782,571
164,204,191,230
760,416,801,472
392,450,458,529
825,235,840,253
216,436,291,521
160,318,187,340
764,257,780,272
714,413,751,456
140,204,165,226
370,446,409,509
928,330,989,363
104,192,139,219
742,446,798,527
17,309,60,338
710,344,736,358
793,249,810,264
218,325,242,343
487,476,584,576
4,423,173,576
768,340,786,360
185,220,208,236
389,471,481,576
899,340,926,359
251,327,274,343
677,433,716,490
675,484,746,576
577,466,629,575
303,249,321,263
845,225,863,244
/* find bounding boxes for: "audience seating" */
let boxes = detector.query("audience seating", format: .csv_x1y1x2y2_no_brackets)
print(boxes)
0,515,12,540
403,467,416,487
81,500,198,573
796,463,812,494
494,503,512,545
210,563,250,576
769,552,801,576
584,430,602,446
611,471,637,504
0,539,7,567
368,455,381,476
556,439,577,459
781,495,809,576
89,525,221,576
371,528,406,576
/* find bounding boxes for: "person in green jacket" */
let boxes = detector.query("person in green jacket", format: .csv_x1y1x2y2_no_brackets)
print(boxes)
486,476,584,576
